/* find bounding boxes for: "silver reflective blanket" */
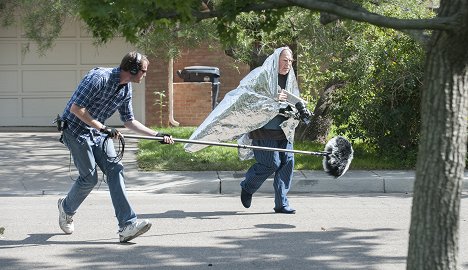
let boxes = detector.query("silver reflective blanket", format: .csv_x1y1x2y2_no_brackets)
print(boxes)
184,47,302,159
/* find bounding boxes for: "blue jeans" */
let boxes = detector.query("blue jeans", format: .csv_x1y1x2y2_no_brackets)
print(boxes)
61,129,137,228
240,139,294,209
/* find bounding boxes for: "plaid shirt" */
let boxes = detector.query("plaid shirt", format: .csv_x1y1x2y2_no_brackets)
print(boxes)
62,67,134,143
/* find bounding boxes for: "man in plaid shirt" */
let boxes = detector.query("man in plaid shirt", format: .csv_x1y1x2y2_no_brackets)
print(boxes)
58,51,173,243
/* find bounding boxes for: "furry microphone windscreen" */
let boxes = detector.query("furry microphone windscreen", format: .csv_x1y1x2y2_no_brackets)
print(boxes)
323,136,354,178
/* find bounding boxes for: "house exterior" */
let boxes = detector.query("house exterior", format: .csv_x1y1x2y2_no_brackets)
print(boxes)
0,18,249,128
147,46,250,127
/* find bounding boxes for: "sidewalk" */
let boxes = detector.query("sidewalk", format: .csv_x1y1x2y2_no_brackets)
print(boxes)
0,129,466,195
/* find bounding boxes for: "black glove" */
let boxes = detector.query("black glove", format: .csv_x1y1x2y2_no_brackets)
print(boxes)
156,132,171,144
279,105,293,114
100,126,119,138
295,102,312,124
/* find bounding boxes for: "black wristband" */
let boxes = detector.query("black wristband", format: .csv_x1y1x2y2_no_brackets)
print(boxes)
100,126,118,138
156,133,171,144
156,132,169,137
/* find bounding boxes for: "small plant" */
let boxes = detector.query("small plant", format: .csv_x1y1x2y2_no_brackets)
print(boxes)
154,89,167,127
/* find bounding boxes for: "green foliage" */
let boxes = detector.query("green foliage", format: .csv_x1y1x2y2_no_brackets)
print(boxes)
0,0,78,54
183,6,300,67
79,0,298,64
78,0,198,44
216,7,288,49
0,0,18,26
330,25,425,152
78,0,222,59
134,19,221,59
295,1,432,156
296,12,348,104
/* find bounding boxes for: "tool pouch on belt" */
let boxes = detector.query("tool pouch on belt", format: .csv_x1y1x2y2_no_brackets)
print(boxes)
53,114,67,144
53,114,66,131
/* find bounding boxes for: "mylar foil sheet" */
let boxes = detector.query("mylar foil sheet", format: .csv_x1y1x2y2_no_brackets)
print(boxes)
184,47,301,160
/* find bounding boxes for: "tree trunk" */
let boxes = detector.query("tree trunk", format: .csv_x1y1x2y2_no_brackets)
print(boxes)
407,2,468,269
296,82,343,143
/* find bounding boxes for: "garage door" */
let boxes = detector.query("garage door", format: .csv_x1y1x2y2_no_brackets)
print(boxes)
0,19,145,127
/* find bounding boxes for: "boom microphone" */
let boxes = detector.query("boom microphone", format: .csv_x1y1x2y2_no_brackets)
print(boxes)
322,136,354,178
122,134,354,178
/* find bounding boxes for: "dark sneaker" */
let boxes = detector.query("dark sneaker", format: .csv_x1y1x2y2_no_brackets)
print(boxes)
58,197,74,234
119,219,152,243
241,188,252,208
274,206,296,214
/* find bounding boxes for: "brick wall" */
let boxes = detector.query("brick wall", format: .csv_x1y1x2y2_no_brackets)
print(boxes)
145,44,250,127
145,57,170,127
173,82,212,126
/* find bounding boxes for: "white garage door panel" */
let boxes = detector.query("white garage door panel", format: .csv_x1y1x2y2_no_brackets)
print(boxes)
59,20,79,38
22,43,77,65
23,70,77,93
0,71,19,93
0,24,16,37
0,43,18,64
0,98,19,117
22,97,68,117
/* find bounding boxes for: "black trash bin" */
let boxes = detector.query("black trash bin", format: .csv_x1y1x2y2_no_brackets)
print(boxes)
177,66,220,110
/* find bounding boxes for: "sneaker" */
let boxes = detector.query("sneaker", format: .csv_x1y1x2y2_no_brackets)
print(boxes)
241,188,252,208
119,219,152,243
274,206,296,214
58,197,74,234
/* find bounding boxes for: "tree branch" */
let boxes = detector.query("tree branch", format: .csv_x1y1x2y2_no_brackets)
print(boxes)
288,0,456,31
189,0,458,31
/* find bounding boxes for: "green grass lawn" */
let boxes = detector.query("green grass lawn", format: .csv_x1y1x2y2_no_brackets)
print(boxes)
135,126,417,171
